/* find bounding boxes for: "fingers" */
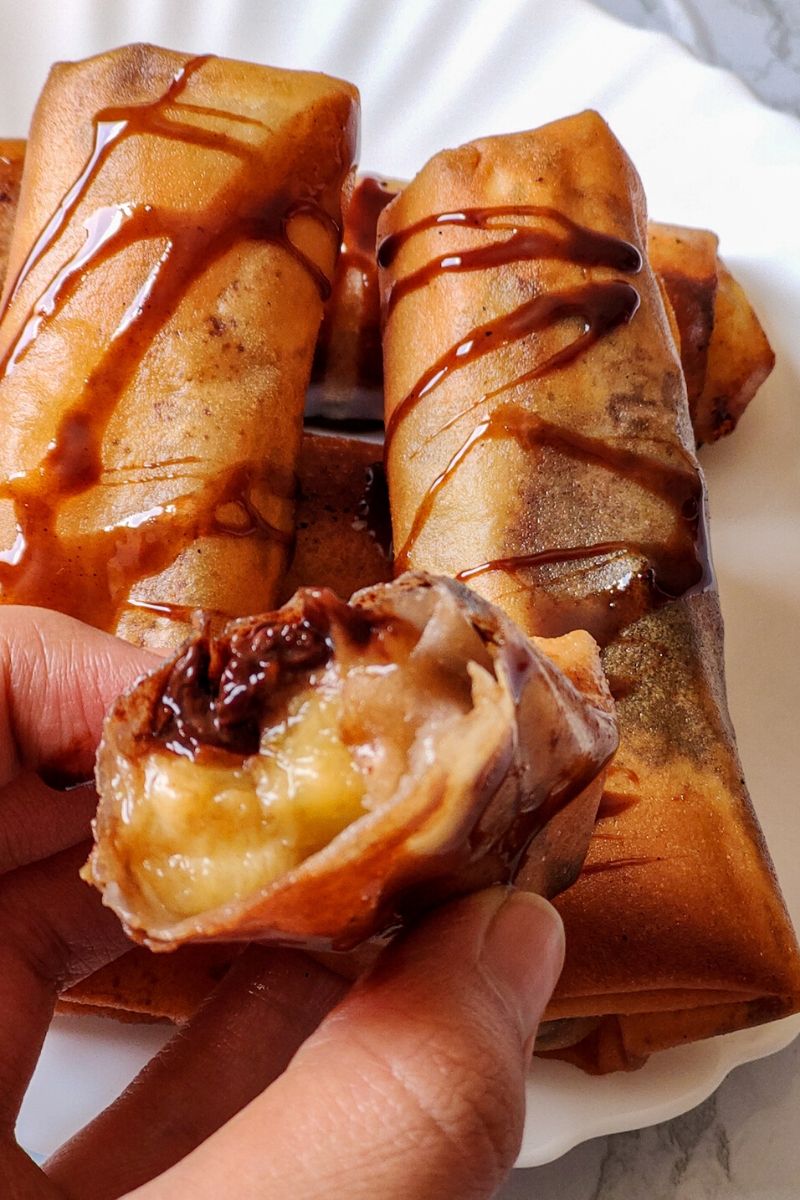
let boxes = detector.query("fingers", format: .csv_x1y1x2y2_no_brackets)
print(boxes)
131,888,564,1200
0,777,97,874
0,844,130,1128
46,947,348,1200
0,606,157,787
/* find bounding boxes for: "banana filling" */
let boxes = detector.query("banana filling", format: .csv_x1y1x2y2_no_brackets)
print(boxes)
120,688,367,919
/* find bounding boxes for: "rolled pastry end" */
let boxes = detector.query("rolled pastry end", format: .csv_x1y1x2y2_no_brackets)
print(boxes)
84,574,617,952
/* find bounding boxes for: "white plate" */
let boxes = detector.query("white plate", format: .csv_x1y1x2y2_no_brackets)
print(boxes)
6,0,800,1171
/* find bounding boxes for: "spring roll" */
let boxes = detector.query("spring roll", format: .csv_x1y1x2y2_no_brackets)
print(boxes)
694,259,775,443
281,432,392,601
648,222,774,444
307,176,399,426
0,139,24,288
379,111,800,1070
0,45,358,648
83,573,616,952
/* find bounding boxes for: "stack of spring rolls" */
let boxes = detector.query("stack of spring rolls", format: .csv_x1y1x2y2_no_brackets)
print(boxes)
0,43,797,1073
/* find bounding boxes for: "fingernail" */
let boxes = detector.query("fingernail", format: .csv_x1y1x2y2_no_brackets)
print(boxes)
479,889,565,1042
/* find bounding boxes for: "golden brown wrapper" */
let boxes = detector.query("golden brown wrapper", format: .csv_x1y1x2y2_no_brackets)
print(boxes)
379,111,800,1070
0,45,358,648
648,222,775,444
280,433,392,602
0,139,24,287
84,573,616,953
303,173,774,444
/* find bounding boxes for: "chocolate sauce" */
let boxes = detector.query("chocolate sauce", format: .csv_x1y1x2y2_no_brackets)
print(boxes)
347,177,399,265
384,281,640,449
0,459,294,630
381,205,641,318
394,404,706,620
0,55,352,628
382,194,713,642
313,176,397,391
154,589,370,756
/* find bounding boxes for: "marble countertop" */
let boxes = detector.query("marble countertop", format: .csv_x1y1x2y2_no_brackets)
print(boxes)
503,1035,800,1198
593,0,800,117
496,12,800,1200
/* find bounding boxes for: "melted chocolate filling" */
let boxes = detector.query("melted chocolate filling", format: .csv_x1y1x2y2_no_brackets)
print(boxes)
153,591,372,757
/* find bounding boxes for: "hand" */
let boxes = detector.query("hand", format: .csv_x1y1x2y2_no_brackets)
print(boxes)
0,607,564,1200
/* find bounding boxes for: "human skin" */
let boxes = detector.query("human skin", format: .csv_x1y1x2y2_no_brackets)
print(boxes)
0,606,563,1200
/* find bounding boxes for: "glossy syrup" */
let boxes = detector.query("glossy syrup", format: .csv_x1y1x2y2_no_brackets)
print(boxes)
382,197,711,640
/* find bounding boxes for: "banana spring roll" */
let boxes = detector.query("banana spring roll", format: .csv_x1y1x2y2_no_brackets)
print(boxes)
280,433,392,602
0,45,358,648
84,573,617,952
0,149,774,451
379,110,800,1070
648,222,774,444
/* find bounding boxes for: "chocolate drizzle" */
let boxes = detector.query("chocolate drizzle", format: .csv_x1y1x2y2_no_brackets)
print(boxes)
380,204,641,318
394,405,708,626
384,281,640,449
383,195,712,640
0,54,350,628
312,175,397,392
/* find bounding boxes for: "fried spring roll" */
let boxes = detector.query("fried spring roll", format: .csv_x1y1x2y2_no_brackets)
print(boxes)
281,433,392,601
0,139,24,288
648,222,775,444
307,176,399,425
379,111,800,1070
695,259,775,442
0,46,358,648
84,574,616,951
0,151,774,452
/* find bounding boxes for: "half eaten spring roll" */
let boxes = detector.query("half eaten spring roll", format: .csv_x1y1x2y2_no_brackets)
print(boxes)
379,111,800,1069
0,45,357,648
84,573,617,952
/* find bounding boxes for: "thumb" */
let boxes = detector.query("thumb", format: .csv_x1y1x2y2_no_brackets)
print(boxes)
134,888,564,1200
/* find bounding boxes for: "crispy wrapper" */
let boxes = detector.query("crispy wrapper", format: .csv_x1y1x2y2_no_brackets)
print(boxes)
648,222,774,444
280,433,392,602
0,139,24,287
0,151,775,453
379,111,800,1069
0,46,357,648
83,573,616,953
